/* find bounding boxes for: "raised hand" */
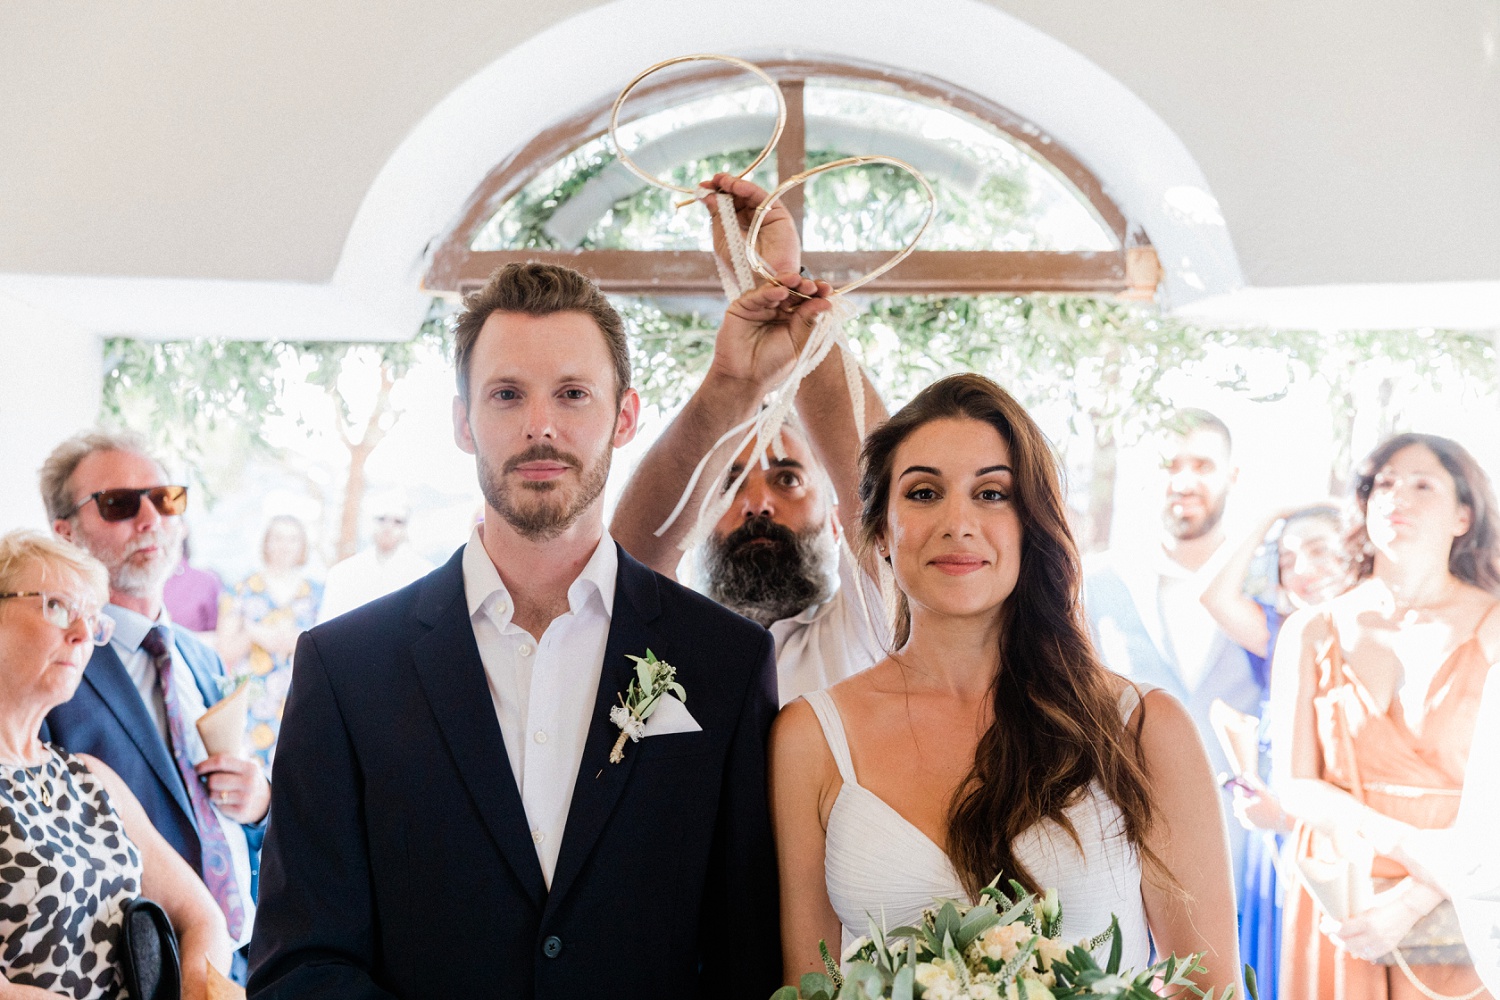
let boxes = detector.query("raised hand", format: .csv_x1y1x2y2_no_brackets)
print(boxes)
709,275,833,391
700,172,802,284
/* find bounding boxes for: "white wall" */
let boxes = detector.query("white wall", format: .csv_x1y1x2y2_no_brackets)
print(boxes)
0,296,103,531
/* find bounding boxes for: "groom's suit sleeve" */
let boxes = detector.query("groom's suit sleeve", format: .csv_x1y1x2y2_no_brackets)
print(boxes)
698,629,782,999
247,632,398,1000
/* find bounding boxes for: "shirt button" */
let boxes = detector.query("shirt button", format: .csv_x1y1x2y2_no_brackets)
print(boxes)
542,935,562,958
533,730,547,744
518,643,533,657
495,600,509,615
532,829,544,844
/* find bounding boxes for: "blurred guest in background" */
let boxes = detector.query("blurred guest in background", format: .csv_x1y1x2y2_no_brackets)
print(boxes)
217,515,322,769
1273,433,1499,1000
39,429,267,976
1200,504,1347,1000
0,529,234,1000
1084,409,1261,880
316,492,432,624
163,529,223,640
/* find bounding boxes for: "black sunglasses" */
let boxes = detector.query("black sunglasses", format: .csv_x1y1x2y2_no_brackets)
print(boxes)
66,486,189,523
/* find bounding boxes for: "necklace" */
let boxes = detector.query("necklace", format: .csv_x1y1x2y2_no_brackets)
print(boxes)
6,760,55,808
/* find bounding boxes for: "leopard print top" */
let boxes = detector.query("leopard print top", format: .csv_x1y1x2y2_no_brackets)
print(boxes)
0,745,142,999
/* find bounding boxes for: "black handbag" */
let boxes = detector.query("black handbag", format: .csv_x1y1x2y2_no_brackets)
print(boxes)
120,897,182,1000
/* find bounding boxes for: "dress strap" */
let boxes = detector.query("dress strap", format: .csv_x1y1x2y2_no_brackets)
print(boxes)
803,689,858,785
1117,682,1156,723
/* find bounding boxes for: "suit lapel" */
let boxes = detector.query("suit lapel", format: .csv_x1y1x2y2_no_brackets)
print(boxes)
409,554,548,910
545,546,661,912
83,644,195,821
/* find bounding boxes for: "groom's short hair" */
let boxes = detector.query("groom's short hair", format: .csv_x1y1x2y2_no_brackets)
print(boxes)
452,262,631,404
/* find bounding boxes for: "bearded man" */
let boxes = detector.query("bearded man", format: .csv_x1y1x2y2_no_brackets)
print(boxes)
1083,408,1259,879
249,262,786,1000
40,430,268,977
612,175,888,703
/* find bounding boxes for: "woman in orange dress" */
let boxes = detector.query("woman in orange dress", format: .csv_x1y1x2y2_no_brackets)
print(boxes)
1272,433,1500,1000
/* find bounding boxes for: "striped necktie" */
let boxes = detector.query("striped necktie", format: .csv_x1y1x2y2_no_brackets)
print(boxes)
141,624,246,938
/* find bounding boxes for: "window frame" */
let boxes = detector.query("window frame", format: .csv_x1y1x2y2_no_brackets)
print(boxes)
423,56,1161,299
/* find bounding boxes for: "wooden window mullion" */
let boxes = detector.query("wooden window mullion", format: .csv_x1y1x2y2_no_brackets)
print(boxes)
775,79,807,238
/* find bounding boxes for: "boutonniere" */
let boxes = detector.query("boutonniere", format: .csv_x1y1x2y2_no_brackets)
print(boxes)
609,649,686,764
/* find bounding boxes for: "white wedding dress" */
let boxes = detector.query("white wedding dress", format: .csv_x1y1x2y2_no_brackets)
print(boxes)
804,686,1154,967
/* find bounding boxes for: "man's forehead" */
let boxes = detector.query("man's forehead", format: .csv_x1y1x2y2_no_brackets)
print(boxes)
73,448,167,488
732,427,817,466
474,310,612,378
1160,428,1229,463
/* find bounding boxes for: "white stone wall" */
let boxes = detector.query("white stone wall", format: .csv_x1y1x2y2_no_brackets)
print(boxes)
0,293,102,531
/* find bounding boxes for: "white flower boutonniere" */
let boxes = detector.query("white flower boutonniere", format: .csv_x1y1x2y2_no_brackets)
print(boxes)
609,649,686,764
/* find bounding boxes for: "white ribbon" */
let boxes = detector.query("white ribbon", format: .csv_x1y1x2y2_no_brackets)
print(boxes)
654,191,873,556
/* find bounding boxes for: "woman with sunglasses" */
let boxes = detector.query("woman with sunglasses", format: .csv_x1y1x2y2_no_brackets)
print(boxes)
0,530,232,1000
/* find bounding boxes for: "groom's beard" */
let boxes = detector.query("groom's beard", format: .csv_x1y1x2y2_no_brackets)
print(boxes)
480,442,611,542
703,515,837,627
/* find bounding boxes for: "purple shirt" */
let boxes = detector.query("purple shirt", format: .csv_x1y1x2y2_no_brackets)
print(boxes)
163,562,223,632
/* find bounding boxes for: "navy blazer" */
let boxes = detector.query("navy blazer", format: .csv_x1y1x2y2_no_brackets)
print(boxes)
248,544,782,1000
41,625,265,879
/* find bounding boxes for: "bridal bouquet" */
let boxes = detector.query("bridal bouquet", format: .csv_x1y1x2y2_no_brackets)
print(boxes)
771,880,1245,1000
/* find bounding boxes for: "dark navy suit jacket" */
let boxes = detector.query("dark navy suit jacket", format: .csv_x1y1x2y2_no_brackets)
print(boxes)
248,544,782,1000
41,623,265,883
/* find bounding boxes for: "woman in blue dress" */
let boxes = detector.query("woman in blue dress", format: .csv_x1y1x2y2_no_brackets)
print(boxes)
1201,504,1346,999
216,515,322,769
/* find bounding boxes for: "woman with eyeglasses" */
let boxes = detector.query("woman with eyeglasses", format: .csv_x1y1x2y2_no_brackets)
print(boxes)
0,530,232,1000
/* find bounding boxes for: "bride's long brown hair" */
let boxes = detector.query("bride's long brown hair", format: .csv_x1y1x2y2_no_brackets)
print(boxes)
857,374,1168,898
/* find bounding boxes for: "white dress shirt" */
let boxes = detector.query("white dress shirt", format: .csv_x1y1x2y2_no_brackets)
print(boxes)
317,543,435,624
769,544,887,704
104,604,257,947
462,525,617,887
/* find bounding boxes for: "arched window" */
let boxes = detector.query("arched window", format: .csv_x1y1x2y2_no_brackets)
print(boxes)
424,57,1161,299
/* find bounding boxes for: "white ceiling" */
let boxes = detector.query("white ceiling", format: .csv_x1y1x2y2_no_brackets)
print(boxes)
1,0,1496,331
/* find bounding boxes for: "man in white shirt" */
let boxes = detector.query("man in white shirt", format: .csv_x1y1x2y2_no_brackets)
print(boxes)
316,492,433,623
612,175,888,703
250,262,782,1000
1083,410,1261,872
39,430,269,975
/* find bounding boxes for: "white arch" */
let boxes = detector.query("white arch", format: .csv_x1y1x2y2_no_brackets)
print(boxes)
333,0,1243,332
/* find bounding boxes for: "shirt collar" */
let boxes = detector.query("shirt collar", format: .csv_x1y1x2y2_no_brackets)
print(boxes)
1154,536,1232,584
105,602,171,654
462,524,618,627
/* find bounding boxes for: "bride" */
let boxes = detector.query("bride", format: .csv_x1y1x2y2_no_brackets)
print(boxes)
769,373,1241,993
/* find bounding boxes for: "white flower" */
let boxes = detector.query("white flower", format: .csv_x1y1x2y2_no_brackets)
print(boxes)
841,935,872,963
915,960,963,1000
609,705,646,741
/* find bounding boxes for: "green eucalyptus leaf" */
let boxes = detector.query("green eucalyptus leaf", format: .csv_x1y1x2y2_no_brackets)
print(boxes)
892,966,915,1000
799,972,835,999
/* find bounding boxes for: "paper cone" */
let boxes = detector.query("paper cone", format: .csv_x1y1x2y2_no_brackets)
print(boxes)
196,681,250,757
206,959,246,1000
1208,697,1260,778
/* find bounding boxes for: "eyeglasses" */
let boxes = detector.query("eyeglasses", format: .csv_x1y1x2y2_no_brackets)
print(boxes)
0,592,115,646
65,486,188,523
375,516,408,527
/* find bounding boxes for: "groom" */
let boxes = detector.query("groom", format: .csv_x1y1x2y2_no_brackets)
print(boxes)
248,263,781,999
